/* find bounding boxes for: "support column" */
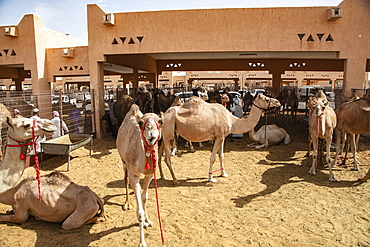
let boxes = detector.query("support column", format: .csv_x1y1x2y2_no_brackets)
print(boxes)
90,62,105,138
133,68,139,95
343,57,368,98
269,69,284,97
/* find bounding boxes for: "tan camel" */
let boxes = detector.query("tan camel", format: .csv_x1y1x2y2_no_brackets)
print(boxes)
247,124,291,149
171,95,207,153
331,97,370,182
0,117,106,229
307,93,337,181
116,104,162,247
160,94,281,184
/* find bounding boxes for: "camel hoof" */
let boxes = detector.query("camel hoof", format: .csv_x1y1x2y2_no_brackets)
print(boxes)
351,167,360,171
308,170,316,175
172,180,181,185
123,203,133,211
209,178,218,183
144,219,153,228
221,173,229,178
329,177,338,182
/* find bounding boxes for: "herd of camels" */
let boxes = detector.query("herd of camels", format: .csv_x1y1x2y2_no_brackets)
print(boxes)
0,87,370,247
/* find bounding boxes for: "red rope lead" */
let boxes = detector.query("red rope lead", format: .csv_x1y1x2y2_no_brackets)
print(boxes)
153,169,165,245
32,119,42,202
140,117,164,244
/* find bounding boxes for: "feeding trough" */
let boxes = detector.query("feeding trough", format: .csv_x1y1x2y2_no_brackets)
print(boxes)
41,134,93,171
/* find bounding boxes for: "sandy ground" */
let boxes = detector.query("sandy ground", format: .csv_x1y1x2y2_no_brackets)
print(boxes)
0,114,369,247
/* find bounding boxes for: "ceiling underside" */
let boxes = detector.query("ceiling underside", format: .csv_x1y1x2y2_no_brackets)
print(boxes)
103,51,339,74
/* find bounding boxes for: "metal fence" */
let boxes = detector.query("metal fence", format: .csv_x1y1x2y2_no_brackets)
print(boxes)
0,89,94,155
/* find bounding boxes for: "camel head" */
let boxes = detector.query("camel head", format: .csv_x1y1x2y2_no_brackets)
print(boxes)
6,116,56,142
198,92,209,101
139,113,163,146
253,94,281,109
308,97,328,117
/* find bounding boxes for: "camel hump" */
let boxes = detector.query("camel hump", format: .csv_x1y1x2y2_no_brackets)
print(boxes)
182,97,206,109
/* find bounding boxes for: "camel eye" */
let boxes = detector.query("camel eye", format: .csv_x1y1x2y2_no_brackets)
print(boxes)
23,124,31,128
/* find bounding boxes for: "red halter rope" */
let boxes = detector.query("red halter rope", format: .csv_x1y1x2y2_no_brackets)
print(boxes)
141,117,161,170
6,119,42,201
140,117,165,245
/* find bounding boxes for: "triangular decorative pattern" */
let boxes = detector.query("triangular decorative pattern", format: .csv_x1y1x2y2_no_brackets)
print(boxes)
128,37,135,44
297,34,305,41
119,37,126,43
306,34,314,41
317,33,324,41
137,36,144,43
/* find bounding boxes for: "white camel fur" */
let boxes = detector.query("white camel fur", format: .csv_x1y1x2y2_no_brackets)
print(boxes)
160,94,281,184
307,92,337,182
0,117,106,230
116,104,162,247
248,124,291,149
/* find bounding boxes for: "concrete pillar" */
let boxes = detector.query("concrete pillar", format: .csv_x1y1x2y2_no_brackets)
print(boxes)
90,62,105,138
343,57,368,98
270,69,284,96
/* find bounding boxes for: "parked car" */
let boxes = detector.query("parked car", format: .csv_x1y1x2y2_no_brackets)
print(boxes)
174,91,194,102
325,92,335,102
251,89,265,97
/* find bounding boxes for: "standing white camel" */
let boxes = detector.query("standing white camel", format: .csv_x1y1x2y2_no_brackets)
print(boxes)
116,104,163,247
160,94,281,184
307,94,337,181
0,117,106,229
247,124,291,149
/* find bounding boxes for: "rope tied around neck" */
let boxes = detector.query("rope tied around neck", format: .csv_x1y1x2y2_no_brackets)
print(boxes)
6,135,33,160
141,117,160,170
315,113,324,168
140,117,165,244
31,119,42,201
5,119,42,201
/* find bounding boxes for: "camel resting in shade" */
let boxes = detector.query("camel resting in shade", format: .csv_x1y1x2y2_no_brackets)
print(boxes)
247,124,291,149
0,117,107,230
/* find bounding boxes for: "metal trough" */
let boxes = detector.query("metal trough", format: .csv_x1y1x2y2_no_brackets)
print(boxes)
41,134,93,171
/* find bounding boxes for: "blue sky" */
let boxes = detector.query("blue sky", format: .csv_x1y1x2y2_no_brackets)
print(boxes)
0,0,342,42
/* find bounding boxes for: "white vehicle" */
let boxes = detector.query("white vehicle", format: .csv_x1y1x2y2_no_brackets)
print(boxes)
251,89,265,97
299,85,324,99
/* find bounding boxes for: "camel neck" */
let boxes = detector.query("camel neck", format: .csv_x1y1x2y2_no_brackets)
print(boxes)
230,104,263,134
0,136,29,194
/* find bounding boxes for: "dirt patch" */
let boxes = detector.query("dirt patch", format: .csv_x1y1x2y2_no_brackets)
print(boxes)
0,114,369,247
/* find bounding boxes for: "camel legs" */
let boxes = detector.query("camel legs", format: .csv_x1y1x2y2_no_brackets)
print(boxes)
308,137,318,176
208,138,228,182
129,173,153,247
350,134,360,171
123,167,133,210
325,135,337,182
0,203,29,225
359,167,370,182
163,140,180,185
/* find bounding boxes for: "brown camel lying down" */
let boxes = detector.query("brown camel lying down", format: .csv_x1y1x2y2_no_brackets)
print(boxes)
0,117,106,230
0,172,107,230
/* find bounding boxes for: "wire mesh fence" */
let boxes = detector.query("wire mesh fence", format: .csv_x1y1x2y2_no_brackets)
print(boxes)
0,89,94,157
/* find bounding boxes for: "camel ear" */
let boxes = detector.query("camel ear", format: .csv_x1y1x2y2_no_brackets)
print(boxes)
138,119,144,128
6,116,13,127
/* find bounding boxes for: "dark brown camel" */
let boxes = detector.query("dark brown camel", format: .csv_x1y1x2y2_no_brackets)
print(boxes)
242,91,253,114
286,89,299,124
113,92,135,128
